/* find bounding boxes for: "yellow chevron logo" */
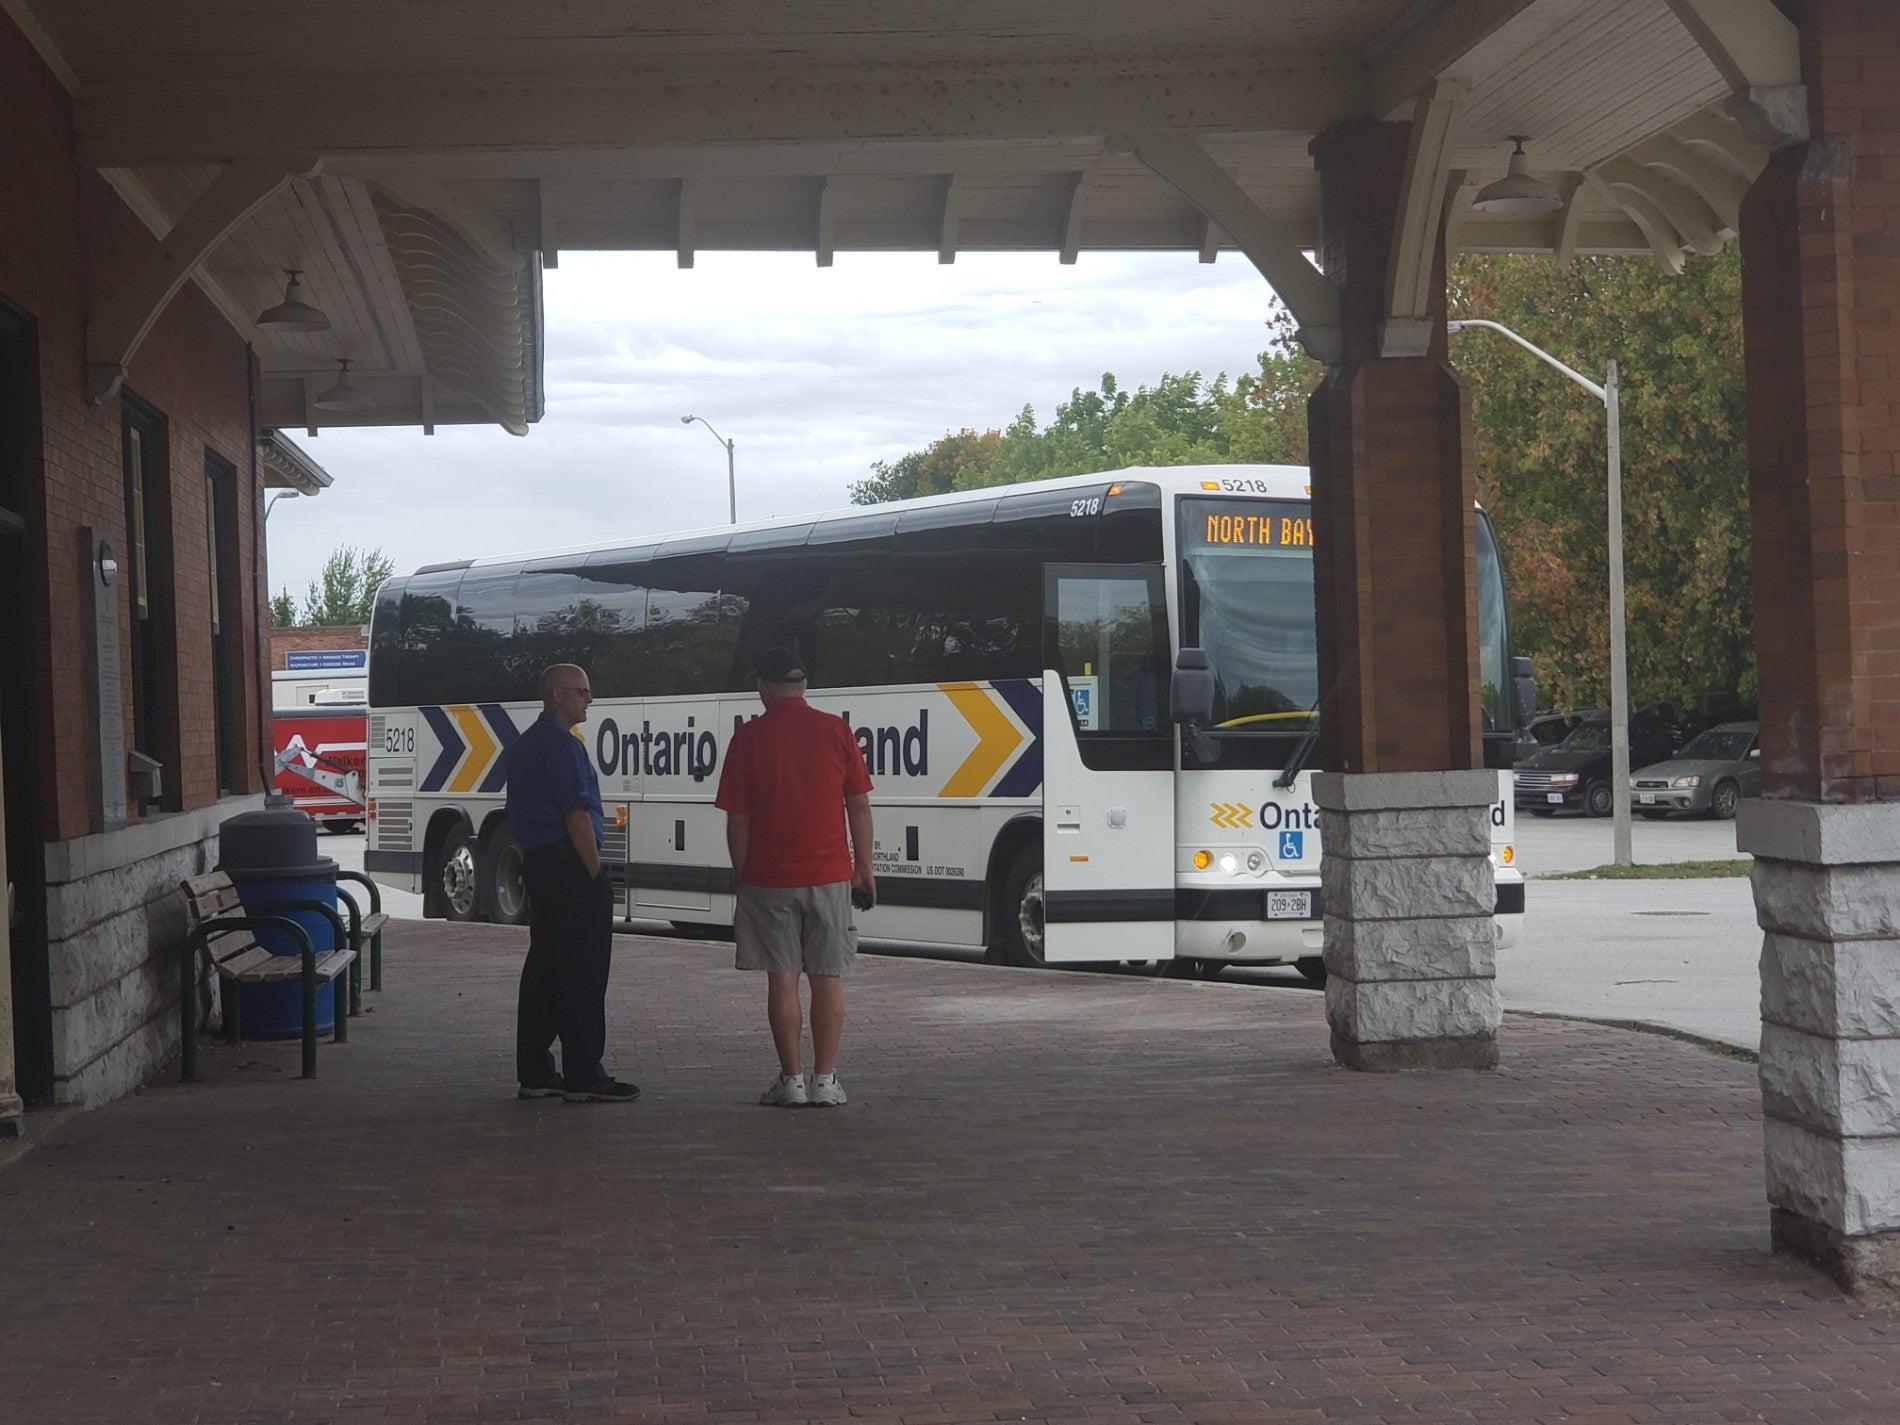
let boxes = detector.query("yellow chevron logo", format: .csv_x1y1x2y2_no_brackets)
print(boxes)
1209,801,1254,829
447,704,500,794
938,682,1024,798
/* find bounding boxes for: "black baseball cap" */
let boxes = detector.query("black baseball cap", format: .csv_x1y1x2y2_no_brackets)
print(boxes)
754,646,808,683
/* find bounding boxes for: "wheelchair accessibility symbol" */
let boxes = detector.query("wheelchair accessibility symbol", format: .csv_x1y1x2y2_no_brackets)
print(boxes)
1277,830,1305,861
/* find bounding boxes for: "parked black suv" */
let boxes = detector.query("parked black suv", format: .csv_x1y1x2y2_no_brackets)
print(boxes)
1514,709,1682,818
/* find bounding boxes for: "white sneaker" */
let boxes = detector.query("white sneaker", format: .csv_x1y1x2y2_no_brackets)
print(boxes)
807,1075,847,1107
759,1074,808,1107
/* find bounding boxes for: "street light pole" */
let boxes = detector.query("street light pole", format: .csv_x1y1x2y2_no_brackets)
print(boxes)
1446,318,1632,867
680,414,737,524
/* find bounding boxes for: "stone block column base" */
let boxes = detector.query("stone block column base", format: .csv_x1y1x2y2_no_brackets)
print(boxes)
1314,770,1500,1072
1740,799,1900,1300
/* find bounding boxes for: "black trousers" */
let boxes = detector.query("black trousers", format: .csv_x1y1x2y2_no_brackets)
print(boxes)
516,841,614,1088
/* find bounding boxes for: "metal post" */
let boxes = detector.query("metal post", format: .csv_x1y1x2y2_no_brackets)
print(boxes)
1605,361,1632,867
726,437,737,525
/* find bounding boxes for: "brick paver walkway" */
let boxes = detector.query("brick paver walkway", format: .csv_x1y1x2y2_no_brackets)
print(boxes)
2,922,1896,1423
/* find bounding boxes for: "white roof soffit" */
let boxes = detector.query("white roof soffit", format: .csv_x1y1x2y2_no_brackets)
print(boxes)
25,0,1793,432
258,430,334,494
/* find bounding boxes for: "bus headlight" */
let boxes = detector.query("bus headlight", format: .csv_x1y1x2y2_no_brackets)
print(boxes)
1246,850,1265,873
1192,849,1212,870
1218,853,1238,875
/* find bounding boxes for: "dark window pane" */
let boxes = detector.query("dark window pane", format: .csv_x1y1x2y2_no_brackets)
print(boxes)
512,559,588,700
396,568,465,706
1178,498,1317,730
581,549,653,699
643,550,732,696
450,565,519,704
368,576,407,705
1095,481,1164,563
725,524,817,689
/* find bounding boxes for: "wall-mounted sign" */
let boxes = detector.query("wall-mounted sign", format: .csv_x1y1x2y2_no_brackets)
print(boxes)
286,649,367,671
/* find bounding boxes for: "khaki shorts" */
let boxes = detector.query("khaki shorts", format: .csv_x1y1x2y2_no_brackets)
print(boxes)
733,881,857,976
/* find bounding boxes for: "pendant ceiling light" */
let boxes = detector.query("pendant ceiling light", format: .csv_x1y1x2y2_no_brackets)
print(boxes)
314,358,374,413
256,268,331,332
1472,137,1563,216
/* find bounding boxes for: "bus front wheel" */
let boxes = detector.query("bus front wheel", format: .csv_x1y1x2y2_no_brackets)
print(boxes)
995,848,1046,969
436,823,481,922
480,821,532,926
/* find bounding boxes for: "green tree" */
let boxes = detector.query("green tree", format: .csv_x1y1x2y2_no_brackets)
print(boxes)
301,546,396,626
269,587,298,628
1448,249,1751,718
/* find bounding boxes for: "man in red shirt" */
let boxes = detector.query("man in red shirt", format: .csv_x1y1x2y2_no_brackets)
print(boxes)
715,646,876,1107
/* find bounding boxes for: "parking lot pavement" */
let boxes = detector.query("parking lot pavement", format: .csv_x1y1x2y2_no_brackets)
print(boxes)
1509,809,1747,877
4,919,1893,1425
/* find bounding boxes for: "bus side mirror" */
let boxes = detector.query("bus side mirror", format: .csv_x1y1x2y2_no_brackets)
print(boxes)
1511,656,1537,727
1171,648,1216,728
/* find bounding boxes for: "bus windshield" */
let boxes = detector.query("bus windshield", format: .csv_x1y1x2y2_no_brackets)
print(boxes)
1178,498,1319,750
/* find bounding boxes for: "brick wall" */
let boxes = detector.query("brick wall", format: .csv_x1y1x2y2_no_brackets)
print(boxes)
0,11,265,838
272,625,369,669
1307,121,1482,774
1741,1,1900,801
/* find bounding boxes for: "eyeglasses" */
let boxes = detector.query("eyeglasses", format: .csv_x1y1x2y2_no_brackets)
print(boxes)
557,686,594,700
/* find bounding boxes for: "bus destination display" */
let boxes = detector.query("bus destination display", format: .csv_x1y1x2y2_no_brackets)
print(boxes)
1188,500,1315,550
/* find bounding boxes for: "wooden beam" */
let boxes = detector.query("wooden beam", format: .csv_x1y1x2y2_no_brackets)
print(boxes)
1550,176,1587,269
86,155,317,404
1383,78,1467,356
0,0,78,95
537,178,559,268
1628,134,1746,231
76,64,1355,167
1110,132,1340,359
1059,171,1091,266
677,179,696,269
1197,212,1223,264
814,176,835,267
1585,171,1684,275
1440,168,1477,262
1366,0,1541,120
1662,0,1800,91
1597,156,1724,255
938,178,961,265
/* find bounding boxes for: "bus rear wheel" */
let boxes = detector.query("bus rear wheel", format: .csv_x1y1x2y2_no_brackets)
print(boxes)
436,823,481,922
995,848,1046,969
480,821,531,926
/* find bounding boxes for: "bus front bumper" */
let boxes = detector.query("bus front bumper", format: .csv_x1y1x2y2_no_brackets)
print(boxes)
1173,878,1525,964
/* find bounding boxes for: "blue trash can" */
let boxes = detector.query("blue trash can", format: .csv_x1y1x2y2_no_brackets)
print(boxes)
219,808,339,1037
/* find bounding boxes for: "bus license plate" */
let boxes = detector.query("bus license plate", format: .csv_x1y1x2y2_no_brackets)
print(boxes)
1546,792,1564,804
1267,890,1312,920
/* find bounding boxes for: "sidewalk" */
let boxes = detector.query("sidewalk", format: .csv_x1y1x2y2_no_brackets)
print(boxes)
1,921,1894,1424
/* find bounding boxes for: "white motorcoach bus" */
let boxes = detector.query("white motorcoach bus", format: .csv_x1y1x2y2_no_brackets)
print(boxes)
365,466,1526,976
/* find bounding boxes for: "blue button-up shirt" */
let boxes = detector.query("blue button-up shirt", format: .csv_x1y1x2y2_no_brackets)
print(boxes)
504,710,603,853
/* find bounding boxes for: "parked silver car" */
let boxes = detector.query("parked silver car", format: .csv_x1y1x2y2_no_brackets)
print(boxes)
1628,721,1759,820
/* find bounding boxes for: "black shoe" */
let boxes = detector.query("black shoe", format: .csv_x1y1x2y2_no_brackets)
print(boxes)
563,1076,640,1103
517,1077,565,1100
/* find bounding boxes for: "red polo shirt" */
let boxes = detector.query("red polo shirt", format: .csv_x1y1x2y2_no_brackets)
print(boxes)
715,698,874,888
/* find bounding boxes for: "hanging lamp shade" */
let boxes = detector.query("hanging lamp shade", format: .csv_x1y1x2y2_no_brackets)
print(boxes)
1472,138,1563,216
314,358,374,413
256,269,331,332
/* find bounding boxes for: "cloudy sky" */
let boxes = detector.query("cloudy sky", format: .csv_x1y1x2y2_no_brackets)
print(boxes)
266,249,1288,600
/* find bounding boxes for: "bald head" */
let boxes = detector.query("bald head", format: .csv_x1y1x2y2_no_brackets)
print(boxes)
540,663,594,727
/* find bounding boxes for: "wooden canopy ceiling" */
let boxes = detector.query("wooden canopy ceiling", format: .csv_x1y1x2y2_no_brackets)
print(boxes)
6,0,1799,432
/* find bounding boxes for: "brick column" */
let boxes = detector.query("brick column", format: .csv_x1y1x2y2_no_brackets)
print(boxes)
1736,1,1900,1298
1307,122,1497,1071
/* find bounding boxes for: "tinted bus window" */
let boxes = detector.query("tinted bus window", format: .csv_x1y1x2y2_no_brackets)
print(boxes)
367,575,407,706
644,548,733,696
513,559,583,699
452,564,521,703
582,549,654,699
1095,481,1164,563
890,498,1004,682
970,487,1100,679
725,524,817,689
396,566,466,707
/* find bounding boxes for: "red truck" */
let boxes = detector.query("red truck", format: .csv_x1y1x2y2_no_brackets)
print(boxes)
272,702,367,832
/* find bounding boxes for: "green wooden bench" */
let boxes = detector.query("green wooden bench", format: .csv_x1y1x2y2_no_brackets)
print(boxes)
178,871,365,1081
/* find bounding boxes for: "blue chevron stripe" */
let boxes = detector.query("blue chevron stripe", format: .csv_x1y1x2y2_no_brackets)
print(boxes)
990,678,1043,799
419,705,463,792
476,704,521,794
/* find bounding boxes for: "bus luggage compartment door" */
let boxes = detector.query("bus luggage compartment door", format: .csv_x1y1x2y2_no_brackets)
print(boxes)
1040,564,1176,964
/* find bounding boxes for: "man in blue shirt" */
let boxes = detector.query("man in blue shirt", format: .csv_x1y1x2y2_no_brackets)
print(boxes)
505,663,638,1103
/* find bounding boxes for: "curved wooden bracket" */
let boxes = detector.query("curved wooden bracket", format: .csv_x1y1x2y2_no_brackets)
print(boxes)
1109,131,1341,356
86,155,318,405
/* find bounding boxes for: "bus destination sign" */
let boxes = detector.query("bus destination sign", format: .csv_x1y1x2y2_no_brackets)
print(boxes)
1192,504,1315,550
